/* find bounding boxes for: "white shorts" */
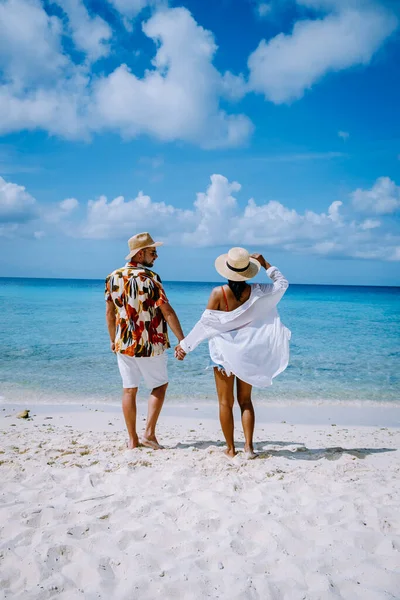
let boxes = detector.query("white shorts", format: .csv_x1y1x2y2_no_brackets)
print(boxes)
116,353,168,390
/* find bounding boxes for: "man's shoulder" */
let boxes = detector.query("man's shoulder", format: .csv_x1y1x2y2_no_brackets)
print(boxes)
106,265,161,280
106,266,127,280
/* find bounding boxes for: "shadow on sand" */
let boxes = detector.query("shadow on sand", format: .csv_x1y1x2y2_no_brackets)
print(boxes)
172,440,396,461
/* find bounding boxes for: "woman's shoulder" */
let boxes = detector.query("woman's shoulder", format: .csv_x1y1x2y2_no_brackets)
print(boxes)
210,285,224,297
207,286,224,310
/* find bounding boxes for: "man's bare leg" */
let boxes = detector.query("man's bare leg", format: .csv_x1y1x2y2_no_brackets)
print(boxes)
236,378,255,454
142,382,168,448
214,368,236,457
122,387,139,449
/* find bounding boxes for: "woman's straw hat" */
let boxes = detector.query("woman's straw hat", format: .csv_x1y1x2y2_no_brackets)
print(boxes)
215,247,260,282
125,232,163,260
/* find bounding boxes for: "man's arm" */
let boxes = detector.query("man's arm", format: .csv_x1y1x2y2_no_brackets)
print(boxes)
106,300,117,352
159,302,185,342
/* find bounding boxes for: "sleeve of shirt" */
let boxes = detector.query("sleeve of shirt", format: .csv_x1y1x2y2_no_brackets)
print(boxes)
152,274,169,307
105,275,112,302
258,267,289,299
180,316,212,353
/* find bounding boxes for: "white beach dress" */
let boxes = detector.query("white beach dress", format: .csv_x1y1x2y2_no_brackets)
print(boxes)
180,267,291,388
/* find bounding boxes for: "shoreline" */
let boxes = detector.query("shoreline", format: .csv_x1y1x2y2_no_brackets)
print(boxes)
1,399,400,429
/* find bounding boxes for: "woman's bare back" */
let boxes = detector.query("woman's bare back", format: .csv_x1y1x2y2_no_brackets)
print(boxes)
206,284,251,312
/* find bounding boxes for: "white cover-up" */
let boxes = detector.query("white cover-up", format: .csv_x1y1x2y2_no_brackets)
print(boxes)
180,267,291,388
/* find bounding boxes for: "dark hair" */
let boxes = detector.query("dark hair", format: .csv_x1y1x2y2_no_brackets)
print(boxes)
228,280,248,301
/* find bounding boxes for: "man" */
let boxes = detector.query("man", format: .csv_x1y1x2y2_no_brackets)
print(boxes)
105,232,184,450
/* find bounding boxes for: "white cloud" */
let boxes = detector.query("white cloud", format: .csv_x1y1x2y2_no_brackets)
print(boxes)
248,5,397,103
44,197,79,224
80,191,194,239
0,3,252,148
221,71,247,101
0,76,91,139
0,0,396,146
352,177,400,215
359,218,381,230
0,0,67,86
2,173,399,261
181,175,241,246
338,130,349,141
92,7,253,147
0,176,80,236
70,174,399,262
0,176,37,223
54,0,112,62
60,197,79,212
107,0,155,19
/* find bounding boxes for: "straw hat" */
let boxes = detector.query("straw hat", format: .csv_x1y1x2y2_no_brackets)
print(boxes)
125,232,163,260
215,247,260,282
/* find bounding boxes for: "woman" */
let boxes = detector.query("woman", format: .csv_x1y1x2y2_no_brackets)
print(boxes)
175,247,290,459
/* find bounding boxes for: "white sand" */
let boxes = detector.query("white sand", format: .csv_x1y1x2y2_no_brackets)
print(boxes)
1,402,399,600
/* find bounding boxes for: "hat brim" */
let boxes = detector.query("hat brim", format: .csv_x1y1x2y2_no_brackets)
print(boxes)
214,254,260,282
125,241,163,261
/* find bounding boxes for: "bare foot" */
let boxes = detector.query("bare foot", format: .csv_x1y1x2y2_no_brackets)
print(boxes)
243,444,257,459
224,448,236,458
140,436,164,450
127,436,140,449
244,444,254,453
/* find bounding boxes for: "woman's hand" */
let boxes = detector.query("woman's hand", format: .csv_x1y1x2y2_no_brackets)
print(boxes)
110,341,116,353
174,344,186,361
251,253,271,270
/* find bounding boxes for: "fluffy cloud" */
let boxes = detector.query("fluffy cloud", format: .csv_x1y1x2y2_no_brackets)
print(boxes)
92,8,252,147
0,0,397,144
0,2,251,147
107,0,156,19
248,4,397,103
44,197,80,224
0,176,81,237
72,174,399,262
54,0,112,62
0,176,37,223
359,218,381,230
0,0,67,86
80,191,194,239
352,177,400,215
1,173,399,261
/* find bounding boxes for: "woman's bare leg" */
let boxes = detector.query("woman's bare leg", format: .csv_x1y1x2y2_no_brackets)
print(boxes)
236,378,255,453
214,368,236,457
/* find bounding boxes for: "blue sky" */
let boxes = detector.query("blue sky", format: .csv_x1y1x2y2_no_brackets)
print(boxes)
0,0,399,285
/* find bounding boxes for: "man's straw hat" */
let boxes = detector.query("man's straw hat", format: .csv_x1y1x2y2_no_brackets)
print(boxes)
125,232,163,261
215,247,260,282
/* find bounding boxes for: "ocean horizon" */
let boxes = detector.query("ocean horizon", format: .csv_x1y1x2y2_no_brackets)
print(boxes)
1,276,399,406
2,275,399,288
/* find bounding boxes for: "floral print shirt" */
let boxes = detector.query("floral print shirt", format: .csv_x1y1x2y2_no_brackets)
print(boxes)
105,262,170,357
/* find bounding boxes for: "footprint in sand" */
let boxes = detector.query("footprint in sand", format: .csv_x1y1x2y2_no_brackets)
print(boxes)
98,557,115,581
66,525,91,538
45,545,75,569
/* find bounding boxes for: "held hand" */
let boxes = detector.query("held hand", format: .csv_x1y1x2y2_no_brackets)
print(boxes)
174,344,186,361
251,253,271,270
110,341,116,353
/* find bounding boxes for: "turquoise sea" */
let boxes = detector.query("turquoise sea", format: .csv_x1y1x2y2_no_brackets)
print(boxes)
0,277,399,406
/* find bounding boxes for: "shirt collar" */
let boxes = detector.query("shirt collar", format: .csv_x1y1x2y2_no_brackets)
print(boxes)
126,261,143,268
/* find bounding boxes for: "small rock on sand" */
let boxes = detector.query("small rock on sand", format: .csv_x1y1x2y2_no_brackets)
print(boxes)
16,410,30,419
